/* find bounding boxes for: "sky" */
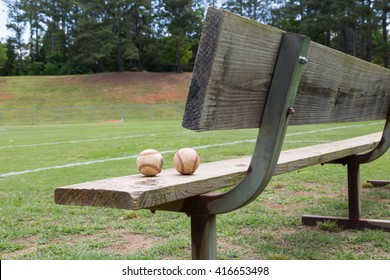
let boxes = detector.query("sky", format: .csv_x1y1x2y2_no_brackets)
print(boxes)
0,1,10,41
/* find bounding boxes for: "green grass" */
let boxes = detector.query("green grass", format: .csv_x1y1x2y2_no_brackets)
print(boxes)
0,120,389,260
0,72,190,125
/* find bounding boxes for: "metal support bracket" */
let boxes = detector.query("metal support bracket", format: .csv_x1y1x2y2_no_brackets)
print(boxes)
366,180,390,187
185,33,311,216
302,110,390,231
185,32,311,259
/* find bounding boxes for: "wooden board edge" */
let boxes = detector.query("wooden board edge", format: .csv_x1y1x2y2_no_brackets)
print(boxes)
54,187,135,210
182,8,225,131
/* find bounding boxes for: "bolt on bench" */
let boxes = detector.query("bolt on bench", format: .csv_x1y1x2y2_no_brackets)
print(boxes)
55,8,390,260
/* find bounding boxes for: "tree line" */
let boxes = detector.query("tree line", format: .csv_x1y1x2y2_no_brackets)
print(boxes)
0,0,389,76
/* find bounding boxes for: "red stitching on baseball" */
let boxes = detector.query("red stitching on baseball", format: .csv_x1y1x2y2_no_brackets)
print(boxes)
176,152,184,174
192,154,199,173
138,163,161,173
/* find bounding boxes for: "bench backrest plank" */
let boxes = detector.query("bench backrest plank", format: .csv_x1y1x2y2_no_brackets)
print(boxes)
183,8,390,131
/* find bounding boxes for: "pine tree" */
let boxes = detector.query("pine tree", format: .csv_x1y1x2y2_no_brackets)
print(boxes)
0,42,8,74
373,0,389,67
158,0,204,72
41,22,67,74
4,0,27,75
3,39,17,75
72,0,152,72
221,0,276,23
273,0,388,67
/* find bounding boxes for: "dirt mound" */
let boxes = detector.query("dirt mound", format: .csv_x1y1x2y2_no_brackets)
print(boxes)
64,71,193,104
0,72,193,108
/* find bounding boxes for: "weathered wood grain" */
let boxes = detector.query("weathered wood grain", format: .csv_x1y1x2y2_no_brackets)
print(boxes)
55,132,381,210
182,8,390,131
293,43,390,125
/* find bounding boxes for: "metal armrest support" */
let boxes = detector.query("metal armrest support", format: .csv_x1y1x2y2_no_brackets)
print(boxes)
183,33,311,259
183,33,311,216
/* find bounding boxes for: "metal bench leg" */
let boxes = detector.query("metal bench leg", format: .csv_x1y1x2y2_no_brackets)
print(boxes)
302,161,390,232
191,214,217,260
366,180,390,187
302,111,390,232
347,162,361,221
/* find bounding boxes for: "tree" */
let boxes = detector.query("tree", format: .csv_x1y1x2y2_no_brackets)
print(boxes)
373,0,389,67
160,36,192,70
72,16,116,73
40,0,77,74
205,0,219,8
4,0,28,75
41,22,68,74
221,0,277,23
3,0,386,74
275,0,344,47
3,39,17,75
158,0,204,72
273,0,389,67
24,0,45,64
0,42,8,74
72,0,151,72
129,0,153,70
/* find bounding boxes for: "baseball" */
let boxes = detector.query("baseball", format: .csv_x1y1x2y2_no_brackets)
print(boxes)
173,148,200,175
136,149,163,177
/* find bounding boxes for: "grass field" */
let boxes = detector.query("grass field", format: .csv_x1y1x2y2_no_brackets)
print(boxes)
0,72,191,126
0,72,191,109
0,119,389,260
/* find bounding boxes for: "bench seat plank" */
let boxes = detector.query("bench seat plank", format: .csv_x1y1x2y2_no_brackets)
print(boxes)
54,132,382,210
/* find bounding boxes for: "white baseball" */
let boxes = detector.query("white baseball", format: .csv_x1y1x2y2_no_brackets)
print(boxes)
173,148,200,175
137,149,163,177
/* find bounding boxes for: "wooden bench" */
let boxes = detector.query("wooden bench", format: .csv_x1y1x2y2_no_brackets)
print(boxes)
55,8,390,260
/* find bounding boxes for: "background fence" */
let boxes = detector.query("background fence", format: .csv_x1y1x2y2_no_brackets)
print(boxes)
0,104,185,126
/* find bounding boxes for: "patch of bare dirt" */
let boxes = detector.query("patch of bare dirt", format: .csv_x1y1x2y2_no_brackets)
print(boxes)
97,230,162,256
0,93,14,101
1,229,162,259
63,71,192,104
130,92,186,103
1,235,39,259
218,237,259,259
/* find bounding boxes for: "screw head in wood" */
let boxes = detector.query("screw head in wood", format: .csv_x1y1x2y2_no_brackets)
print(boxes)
299,56,308,64
286,107,295,117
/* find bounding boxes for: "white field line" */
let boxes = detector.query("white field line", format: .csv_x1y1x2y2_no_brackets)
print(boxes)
0,141,254,178
0,122,383,178
284,140,331,143
0,122,383,150
285,122,382,136
0,134,157,150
